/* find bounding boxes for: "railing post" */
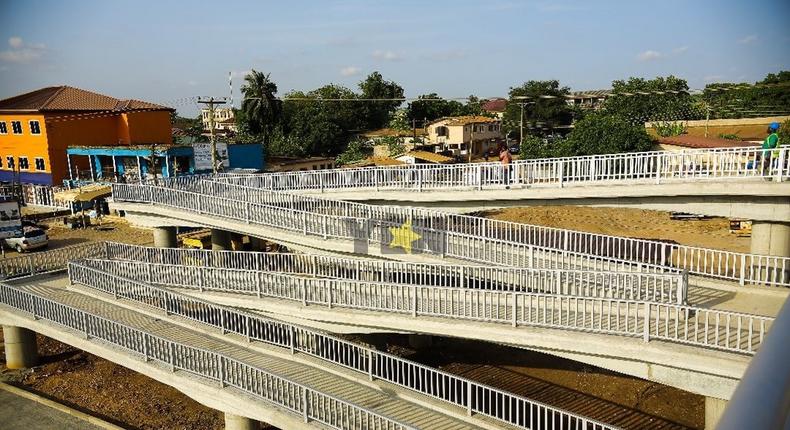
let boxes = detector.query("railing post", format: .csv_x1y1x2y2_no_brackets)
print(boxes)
220,309,225,334
655,154,662,185
557,160,564,188
245,201,250,223
774,149,786,182
418,169,423,192
28,256,35,276
301,279,307,306
643,303,650,342
320,173,325,193
168,342,175,371
143,333,149,362
198,268,204,292
412,286,418,317
302,387,309,423
256,272,262,298
327,280,332,309
511,292,517,327
82,312,89,339
477,164,483,190
29,295,37,320
290,325,295,355
245,315,250,342
467,382,473,416
219,356,225,387
739,254,746,286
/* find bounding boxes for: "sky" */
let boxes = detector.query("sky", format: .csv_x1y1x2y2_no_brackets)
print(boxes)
1,0,789,115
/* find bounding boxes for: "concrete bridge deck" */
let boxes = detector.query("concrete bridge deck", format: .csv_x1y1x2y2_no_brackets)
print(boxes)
1,273,518,430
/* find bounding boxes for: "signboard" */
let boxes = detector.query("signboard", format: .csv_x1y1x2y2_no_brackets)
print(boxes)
0,200,23,239
193,142,229,171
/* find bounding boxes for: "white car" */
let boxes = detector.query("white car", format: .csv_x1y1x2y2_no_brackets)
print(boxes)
4,227,48,253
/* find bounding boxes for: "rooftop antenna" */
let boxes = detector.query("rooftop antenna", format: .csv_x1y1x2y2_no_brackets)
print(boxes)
229,72,234,110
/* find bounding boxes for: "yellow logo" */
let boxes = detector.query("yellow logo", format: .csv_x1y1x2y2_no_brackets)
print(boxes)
389,218,421,254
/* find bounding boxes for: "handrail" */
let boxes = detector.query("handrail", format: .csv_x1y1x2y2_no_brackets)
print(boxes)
0,282,416,430
112,181,790,287
65,261,619,430
716,299,790,429
0,242,107,280
78,258,770,355
216,146,789,190
104,242,687,304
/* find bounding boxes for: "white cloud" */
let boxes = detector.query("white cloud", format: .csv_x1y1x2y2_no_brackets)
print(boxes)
738,35,757,44
372,50,402,61
672,46,689,54
636,50,663,61
0,37,46,64
340,66,361,77
230,70,252,78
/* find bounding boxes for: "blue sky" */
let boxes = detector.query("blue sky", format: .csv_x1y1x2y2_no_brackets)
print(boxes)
1,0,788,115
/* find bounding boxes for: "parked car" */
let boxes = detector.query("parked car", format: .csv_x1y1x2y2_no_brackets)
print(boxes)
509,144,520,155
4,227,48,253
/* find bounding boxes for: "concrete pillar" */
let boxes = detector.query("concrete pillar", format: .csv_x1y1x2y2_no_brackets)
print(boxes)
211,229,232,251
705,396,727,430
3,326,38,369
407,334,433,349
152,227,177,248
750,222,790,282
224,413,258,430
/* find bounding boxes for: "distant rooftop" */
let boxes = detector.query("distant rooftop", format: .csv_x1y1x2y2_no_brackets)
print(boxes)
568,89,612,99
0,86,173,113
362,127,427,138
430,115,500,126
482,98,507,113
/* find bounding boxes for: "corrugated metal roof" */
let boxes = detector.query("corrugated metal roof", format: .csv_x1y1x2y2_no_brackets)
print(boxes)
400,150,455,164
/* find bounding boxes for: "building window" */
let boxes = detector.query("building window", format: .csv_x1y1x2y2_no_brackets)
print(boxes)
34,157,46,171
0,157,3,168
6,156,14,169
29,120,41,135
18,157,29,170
11,121,22,135
0,122,6,134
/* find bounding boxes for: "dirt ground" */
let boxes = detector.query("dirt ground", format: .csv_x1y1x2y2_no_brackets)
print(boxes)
480,206,749,253
355,334,704,430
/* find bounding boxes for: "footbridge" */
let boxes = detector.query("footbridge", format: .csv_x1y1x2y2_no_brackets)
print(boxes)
216,147,790,223
0,247,617,430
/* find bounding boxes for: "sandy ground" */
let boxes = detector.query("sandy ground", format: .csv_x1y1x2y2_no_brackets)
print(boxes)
480,206,749,253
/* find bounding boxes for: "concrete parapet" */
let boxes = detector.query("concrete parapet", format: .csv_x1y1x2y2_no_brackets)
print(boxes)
705,396,727,430
3,325,38,369
225,413,258,430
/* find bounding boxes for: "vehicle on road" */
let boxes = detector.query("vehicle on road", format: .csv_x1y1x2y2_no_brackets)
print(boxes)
4,226,48,252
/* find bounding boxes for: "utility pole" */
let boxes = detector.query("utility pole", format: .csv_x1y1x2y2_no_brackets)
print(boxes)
197,97,227,174
518,102,527,146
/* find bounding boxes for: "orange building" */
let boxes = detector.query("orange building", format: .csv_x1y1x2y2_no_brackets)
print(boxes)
0,86,173,185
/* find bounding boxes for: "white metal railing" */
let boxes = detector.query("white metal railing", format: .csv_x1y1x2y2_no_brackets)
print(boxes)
0,242,107,279
65,262,617,430
104,242,687,304
0,282,415,430
77,259,770,355
216,147,789,191
112,181,790,287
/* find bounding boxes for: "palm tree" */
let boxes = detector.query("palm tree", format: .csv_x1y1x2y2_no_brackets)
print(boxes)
241,70,281,146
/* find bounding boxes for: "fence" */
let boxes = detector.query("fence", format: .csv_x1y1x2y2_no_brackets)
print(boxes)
104,242,687,304
0,242,107,279
216,146,790,191
65,262,618,430
112,181,790,287
0,282,414,430
76,259,769,355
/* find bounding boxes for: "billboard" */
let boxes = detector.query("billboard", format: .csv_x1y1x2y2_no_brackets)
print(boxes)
193,142,229,171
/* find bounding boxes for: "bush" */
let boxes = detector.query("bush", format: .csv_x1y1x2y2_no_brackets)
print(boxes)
778,119,790,148
520,135,571,160
565,114,654,156
335,139,371,166
718,133,741,141
653,121,686,137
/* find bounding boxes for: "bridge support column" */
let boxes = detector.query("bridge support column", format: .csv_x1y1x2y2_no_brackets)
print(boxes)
3,326,38,369
211,229,232,251
152,226,177,248
224,413,258,430
408,334,433,349
750,222,790,281
705,397,727,430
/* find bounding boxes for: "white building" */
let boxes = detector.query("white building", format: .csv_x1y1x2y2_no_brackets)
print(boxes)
201,108,237,132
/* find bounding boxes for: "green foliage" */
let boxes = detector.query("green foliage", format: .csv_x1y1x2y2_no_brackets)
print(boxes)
565,114,654,156
519,135,569,160
405,93,483,123
335,139,371,166
703,71,790,119
380,136,406,157
359,71,404,130
241,70,282,148
388,109,410,131
652,121,686,137
718,133,741,141
604,75,701,124
267,127,306,157
502,80,572,138
778,119,790,147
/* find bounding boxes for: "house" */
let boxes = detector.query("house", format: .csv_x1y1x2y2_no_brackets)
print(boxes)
395,150,454,165
566,90,611,110
426,115,503,158
0,86,173,185
362,128,431,157
200,107,237,133
265,156,336,172
482,99,507,119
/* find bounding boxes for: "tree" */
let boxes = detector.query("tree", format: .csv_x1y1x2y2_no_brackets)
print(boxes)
335,138,371,166
703,71,790,119
358,71,404,130
406,93,469,123
241,70,282,146
564,113,654,156
604,75,700,124
502,80,572,138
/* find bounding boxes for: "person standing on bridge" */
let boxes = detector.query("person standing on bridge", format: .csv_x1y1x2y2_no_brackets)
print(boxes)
499,145,513,189
761,122,780,175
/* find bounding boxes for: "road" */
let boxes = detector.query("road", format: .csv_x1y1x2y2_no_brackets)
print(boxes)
0,387,106,430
